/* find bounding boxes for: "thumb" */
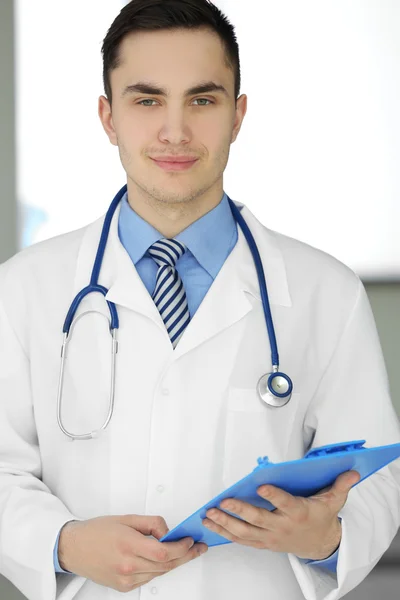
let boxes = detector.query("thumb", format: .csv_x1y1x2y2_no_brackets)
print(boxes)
118,514,170,539
330,470,360,506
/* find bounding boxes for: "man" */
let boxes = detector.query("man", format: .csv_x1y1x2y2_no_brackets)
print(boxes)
0,1,399,599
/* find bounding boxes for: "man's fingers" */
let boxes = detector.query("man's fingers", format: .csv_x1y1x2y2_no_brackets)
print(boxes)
119,514,170,539
123,542,207,575
121,542,208,584
313,470,361,498
133,534,196,563
257,470,360,516
332,470,360,495
315,470,360,514
257,484,298,515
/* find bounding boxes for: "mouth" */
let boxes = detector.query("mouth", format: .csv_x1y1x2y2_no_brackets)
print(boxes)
151,158,199,172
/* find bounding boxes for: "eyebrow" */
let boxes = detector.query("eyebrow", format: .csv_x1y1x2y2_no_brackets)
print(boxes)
121,80,229,99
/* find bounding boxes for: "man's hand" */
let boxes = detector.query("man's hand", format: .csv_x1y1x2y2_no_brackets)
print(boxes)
202,470,360,560
58,515,208,594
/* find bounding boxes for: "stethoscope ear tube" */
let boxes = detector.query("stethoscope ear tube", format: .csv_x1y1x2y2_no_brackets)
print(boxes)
57,310,118,441
57,185,126,440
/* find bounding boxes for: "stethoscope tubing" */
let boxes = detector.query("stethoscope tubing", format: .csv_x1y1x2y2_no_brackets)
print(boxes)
57,184,291,440
228,199,279,368
62,186,127,335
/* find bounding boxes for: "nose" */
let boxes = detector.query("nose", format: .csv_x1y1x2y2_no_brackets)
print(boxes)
158,108,192,146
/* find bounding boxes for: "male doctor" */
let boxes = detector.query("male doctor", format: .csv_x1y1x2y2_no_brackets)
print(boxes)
0,1,399,599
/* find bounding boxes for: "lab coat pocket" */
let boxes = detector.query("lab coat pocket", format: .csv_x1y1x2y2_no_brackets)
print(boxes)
222,389,300,488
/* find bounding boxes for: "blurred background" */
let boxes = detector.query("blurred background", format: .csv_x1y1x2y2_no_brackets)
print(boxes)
0,0,399,597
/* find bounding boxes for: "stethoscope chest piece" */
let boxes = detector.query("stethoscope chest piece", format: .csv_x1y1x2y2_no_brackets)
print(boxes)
257,371,293,408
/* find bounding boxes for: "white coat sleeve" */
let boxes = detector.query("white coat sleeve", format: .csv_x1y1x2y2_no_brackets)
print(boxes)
0,271,84,600
288,278,400,600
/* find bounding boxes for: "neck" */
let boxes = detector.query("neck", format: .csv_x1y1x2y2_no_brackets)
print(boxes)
126,177,224,238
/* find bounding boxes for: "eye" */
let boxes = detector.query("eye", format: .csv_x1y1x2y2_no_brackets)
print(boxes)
137,99,157,107
193,98,213,106
136,98,214,107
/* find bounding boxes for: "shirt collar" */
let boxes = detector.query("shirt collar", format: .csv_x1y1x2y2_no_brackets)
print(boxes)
118,190,237,279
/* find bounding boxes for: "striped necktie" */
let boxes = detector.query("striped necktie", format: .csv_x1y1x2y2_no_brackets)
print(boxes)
148,239,191,348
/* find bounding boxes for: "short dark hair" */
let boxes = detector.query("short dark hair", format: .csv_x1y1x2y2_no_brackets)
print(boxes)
101,0,241,106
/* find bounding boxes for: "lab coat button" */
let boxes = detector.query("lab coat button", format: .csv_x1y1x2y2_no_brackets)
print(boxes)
157,485,165,493
151,587,158,594
161,388,170,396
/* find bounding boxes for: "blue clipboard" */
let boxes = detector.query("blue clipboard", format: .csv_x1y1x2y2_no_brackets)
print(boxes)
160,440,400,547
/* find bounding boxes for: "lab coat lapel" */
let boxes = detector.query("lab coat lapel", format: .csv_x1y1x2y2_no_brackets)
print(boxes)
72,199,292,356
73,202,166,332
171,202,292,359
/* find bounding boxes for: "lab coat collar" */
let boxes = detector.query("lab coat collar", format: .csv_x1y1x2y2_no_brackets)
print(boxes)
73,198,291,357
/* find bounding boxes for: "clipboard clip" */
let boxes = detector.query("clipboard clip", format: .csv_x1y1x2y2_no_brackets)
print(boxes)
304,439,366,459
255,440,366,470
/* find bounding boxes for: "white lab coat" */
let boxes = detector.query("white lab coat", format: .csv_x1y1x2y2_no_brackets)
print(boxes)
0,198,399,600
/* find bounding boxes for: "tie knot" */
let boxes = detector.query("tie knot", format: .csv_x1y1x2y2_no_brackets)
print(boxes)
148,238,187,268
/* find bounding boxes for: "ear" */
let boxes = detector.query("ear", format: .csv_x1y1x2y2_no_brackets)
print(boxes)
231,94,247,143
98,95,118,147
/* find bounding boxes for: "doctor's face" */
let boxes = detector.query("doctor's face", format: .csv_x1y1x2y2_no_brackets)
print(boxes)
98,27,247,207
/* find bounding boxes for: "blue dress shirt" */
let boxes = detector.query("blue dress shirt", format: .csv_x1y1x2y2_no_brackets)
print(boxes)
53,190,338,574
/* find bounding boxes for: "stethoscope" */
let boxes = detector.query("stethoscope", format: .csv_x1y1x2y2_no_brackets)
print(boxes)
57,184,293,441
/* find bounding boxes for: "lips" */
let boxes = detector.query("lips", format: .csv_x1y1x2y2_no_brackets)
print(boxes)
152,158,198,171
151,157,198,163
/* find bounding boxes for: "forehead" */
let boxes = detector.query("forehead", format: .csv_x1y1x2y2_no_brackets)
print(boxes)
113,28,232,90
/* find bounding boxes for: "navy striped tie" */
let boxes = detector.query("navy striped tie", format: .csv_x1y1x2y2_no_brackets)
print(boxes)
148,239,191,348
